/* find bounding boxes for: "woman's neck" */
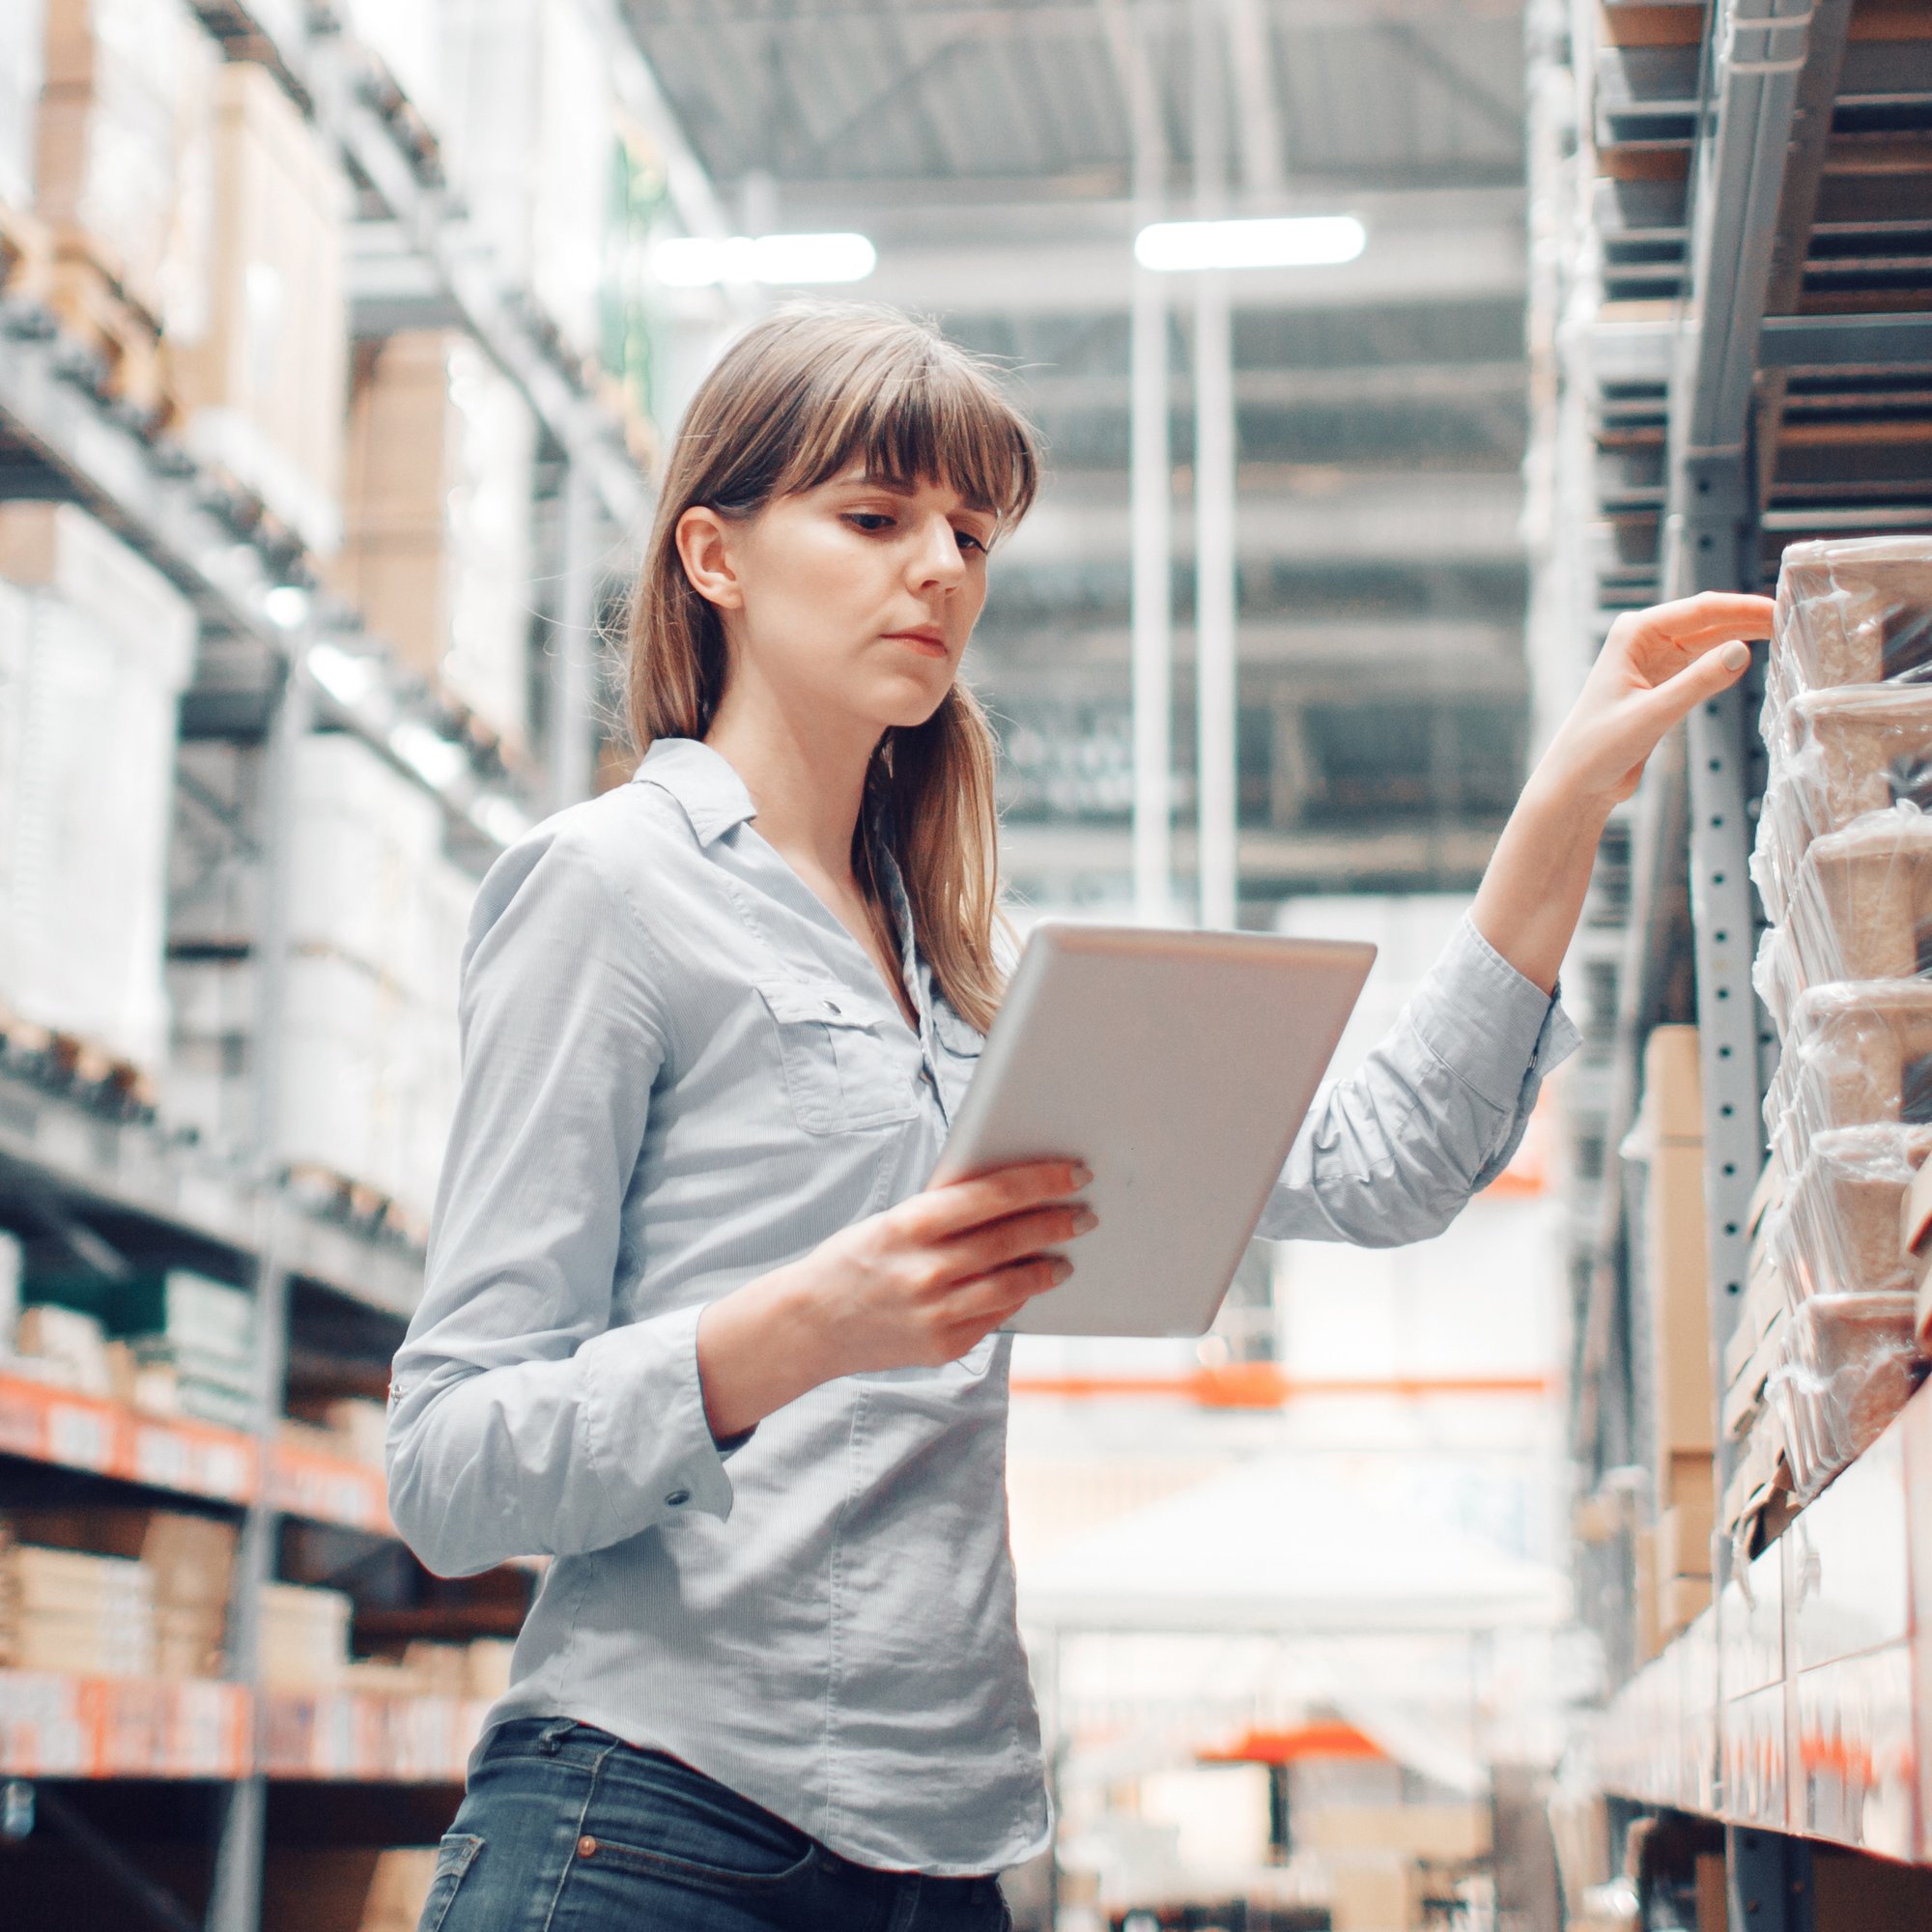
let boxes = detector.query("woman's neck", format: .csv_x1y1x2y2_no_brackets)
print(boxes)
704,684,877,885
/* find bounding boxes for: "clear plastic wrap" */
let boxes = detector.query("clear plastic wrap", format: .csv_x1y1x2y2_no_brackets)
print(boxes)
1763,980,1932,1170
1752,689,1932,920
1768,536,1932,702
1752,807,1932,1026
1765,1124,1932,1307
1765,1293,1924,1504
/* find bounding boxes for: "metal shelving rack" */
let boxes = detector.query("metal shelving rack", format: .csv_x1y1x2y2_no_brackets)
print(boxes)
1535,0,1932,1918
0,5,704,1927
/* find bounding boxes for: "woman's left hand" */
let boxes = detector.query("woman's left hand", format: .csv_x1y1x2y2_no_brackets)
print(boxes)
1469,590,1774,995
1537,590,1775,811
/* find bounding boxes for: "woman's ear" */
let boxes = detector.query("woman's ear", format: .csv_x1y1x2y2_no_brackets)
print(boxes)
675,506,743,611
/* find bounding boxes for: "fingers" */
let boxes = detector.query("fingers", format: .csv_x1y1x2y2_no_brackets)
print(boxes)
1620,590,1775,653
893,1158,1091,1244
1638,632,1755,732
932,1200,1097,1284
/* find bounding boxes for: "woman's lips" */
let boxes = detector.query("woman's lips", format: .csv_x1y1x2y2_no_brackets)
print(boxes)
884,632,949,659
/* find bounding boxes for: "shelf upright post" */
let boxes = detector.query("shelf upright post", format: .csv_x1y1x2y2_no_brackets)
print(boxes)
1191,0,1237,931
203,643,314,1932
1104,0,1176,928
1662,0,1813,1520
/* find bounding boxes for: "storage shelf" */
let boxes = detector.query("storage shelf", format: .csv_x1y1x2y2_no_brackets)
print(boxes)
0,316,534,855
0,1373,391,1538
1598,1381,1932,1862
0,1673,484,1783
0,1065,424,1321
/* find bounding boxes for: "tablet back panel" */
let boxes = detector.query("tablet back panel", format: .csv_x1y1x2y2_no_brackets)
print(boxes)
931,923,1376,1338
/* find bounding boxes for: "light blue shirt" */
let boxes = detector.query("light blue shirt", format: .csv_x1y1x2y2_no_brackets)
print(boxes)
385,737,1579,1875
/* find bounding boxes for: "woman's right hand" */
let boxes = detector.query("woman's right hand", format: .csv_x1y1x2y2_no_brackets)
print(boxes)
696,1160,1094,1438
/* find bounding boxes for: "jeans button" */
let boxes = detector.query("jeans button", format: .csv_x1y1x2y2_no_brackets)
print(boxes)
578,1836,598,1858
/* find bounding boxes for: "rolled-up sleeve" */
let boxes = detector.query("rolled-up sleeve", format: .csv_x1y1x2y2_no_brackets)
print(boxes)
385,824,738,1578
1257,915,1582,1248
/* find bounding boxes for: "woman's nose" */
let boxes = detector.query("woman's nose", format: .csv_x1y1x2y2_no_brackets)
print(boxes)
911,515,966,588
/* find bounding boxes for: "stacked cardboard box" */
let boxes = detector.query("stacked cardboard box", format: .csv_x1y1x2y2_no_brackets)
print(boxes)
259,1581,354,1690
1747,537,1932,1506
167,731,473,1226
0,1541,156,1677
8,1507,234,1677
0,502,195,1078
1634,1026,1717,1639
334,331,537,753
169,61,347,556
119,1268,256,1430
33,0,215,338
438,0,617,362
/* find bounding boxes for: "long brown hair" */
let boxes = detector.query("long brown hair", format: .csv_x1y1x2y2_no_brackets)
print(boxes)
625,301,1040,1033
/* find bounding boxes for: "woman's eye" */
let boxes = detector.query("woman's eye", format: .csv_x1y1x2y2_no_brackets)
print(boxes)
955,529,988,554
846,512,895,533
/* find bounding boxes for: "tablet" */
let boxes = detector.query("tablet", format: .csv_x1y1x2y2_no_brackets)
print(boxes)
929,922,1376,1338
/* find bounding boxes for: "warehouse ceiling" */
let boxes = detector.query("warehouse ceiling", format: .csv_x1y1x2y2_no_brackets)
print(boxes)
623,0,1535,911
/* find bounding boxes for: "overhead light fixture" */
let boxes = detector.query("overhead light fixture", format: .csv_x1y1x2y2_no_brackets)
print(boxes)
1134,214,1367,273
650,232,878,288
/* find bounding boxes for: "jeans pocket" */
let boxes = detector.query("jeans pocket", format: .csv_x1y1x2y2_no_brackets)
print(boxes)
416,1833,483,1932
582,1752,816,1895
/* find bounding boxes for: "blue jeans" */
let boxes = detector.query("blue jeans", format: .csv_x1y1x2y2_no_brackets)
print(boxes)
419,1718,1014,1932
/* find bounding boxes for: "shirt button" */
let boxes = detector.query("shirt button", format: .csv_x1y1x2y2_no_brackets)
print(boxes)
665,1488,691,1508
578,1835,598,1858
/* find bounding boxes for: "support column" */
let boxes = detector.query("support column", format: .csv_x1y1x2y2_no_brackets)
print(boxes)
1125,0,1174,926
1192,0,1237,929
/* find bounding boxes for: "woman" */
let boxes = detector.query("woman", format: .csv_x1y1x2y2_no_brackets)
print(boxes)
387,302,1771,1930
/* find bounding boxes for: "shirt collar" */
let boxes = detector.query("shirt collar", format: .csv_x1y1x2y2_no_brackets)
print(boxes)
632,738,758,847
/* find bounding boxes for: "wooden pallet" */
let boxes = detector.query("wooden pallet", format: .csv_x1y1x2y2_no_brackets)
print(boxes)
0,1004,158,1114
43,239,171,427
285,1164,427,1250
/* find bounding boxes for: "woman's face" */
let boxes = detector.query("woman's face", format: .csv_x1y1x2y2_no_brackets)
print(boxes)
679,463,997,737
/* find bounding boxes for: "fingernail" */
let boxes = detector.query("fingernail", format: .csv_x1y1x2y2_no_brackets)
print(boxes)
1721,639,1750,671
1069,1162,1094,1187
1050,1258,1074,1285
1070,1207,1099,1235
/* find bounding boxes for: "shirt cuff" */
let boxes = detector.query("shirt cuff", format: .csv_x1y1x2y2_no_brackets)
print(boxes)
1406,915,1582,1112
578,1299,738,1532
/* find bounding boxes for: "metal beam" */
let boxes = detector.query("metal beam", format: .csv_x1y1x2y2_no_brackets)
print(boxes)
1757,311,1932,368
1193,0,1238,929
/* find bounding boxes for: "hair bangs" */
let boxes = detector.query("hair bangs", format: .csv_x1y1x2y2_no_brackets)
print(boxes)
774,330,1039,532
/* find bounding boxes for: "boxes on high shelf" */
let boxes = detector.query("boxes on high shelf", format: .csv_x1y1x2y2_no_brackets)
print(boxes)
259,1581,353,1690
1,1540,157,1677
34,0,214,334
12,1302,112,1395
8,1506,234,1676
0,502,195,1074
169,61,347,556
119,1268,257,1430
1,0,46,210
333,332,536,752
1636,1028,1718,1465
438,0,616,362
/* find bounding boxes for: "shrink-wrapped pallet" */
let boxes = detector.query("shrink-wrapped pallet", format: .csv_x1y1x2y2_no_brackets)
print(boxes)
333,332,536,752
1766,1123,1932,1307
438,0,615,361
1,0,45,210
1767,535,1932,698
1753,808,1932,1027
1765,1292,1923,1504
1763,980,1932,1170
169,61,347,556
0,502,195,1075
34,0,213,335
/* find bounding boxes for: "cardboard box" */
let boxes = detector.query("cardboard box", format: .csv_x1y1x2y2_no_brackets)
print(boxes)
1634,1523,1662,1663
261,1846,440,1932
1301,1803,1490,1861
1659,1573,1712,1636
1329,1857,1425,1932
9,1506,235,1609
1645,1024,1704,1144
1648,1140,1717,1456
1657,1496,1713,1582
169,61,346,555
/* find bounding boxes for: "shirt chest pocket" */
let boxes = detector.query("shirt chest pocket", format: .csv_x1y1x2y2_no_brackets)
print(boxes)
756,980,921,1136
931,999,984,1118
